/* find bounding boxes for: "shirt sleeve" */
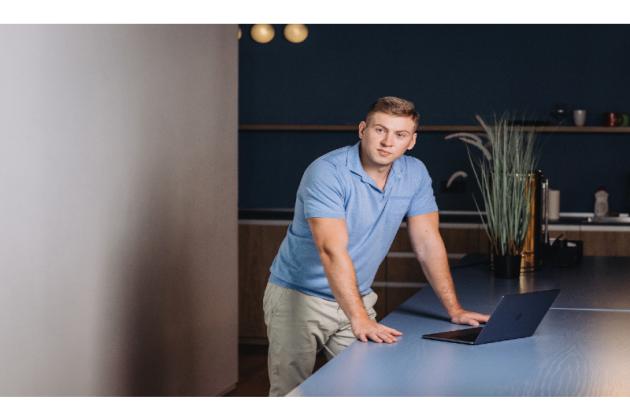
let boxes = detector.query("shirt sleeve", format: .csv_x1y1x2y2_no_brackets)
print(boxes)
406,161,439,217
299,160,346,219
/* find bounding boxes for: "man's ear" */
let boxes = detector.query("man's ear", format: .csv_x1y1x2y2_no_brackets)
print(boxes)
408,132,417,151
358,121,367,139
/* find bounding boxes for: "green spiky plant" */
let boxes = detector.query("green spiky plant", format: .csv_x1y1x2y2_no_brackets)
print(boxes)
467,116,539,256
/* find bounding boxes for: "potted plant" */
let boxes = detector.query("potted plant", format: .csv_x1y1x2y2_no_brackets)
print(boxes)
448,116,538,278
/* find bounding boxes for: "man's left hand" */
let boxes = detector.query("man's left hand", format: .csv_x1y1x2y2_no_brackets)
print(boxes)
450,309,490,327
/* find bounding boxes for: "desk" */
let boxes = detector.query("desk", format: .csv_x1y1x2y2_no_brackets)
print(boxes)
288,256,630,396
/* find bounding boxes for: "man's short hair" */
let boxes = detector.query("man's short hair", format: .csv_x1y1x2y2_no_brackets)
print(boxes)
365,96,420,131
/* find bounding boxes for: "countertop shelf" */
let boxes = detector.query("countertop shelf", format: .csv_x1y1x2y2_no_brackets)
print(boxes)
237,209,630,230
239,124,630,134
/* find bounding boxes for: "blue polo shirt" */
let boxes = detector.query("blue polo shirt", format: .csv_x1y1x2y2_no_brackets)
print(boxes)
269,141,438,301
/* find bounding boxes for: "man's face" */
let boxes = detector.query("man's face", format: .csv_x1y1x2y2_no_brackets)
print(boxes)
358,112,417,168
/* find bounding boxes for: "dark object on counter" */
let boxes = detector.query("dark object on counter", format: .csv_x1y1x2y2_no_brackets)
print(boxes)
544,235,583,267
422,289,560,345
550,104,569,125
492,253,522,279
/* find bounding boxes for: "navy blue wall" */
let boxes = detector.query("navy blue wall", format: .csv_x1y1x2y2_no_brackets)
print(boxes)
239,25,630,212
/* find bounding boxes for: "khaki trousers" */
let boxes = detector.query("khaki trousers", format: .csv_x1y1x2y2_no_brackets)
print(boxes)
263,282,378,397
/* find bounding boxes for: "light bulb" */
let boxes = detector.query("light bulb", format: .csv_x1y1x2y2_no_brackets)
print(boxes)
251,24,275,44
284,24,308,43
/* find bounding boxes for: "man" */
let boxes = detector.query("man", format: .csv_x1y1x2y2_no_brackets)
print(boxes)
263,96,489,396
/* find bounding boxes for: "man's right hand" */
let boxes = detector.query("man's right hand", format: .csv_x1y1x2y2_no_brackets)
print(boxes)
351,317,403,344
308,217,403,345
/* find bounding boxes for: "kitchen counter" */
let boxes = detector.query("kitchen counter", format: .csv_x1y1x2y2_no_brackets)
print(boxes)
238,209,630,231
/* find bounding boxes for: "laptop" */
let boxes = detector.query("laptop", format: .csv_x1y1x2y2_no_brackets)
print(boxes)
422,289,560,345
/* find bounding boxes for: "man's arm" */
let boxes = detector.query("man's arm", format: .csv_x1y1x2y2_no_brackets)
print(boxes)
308,217,402,343
407,211,489,326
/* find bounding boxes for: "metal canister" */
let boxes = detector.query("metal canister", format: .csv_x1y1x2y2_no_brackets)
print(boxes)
521,170,547,272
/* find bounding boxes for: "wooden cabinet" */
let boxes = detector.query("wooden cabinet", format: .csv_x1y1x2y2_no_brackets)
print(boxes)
371,264,387,322
238,221,630,341
383,226,480,316
238,223,288,341
580,229,630,256
548,227,630,256
380,252,425,320
392,224,488,254
238,223,484,341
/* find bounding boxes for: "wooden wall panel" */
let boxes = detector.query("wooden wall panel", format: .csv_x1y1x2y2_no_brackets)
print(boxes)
440,227,483,254
390,228,411,252
580,231,630,256
372,262,387,321
386,256,426,283
238,224,288,339
386,287,422,314
391,226,483,254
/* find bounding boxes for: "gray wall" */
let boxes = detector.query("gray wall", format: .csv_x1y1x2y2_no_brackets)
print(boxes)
0,25,238,395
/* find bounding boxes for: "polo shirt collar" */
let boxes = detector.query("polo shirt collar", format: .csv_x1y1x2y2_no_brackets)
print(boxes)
347,141,403,191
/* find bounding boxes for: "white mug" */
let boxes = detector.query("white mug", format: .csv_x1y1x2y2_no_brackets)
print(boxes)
547,189,560,221
573,109,587,126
